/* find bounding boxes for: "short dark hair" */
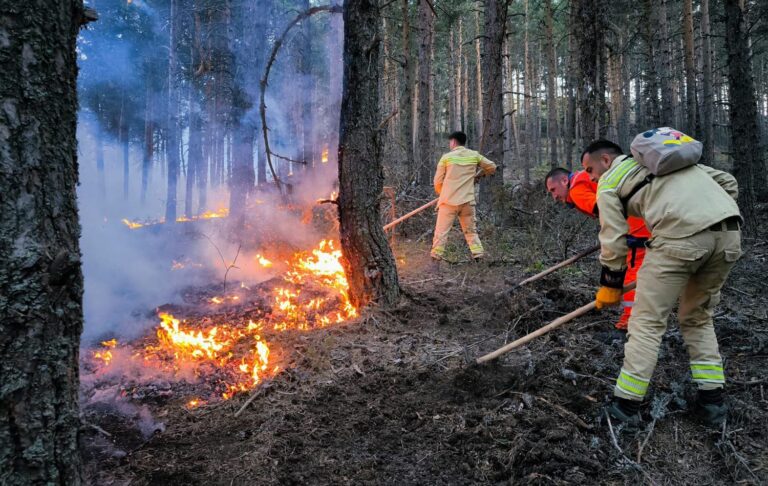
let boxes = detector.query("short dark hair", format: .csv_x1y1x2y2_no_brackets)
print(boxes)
583,140,624,156
448,131,467,146
544,167,571,183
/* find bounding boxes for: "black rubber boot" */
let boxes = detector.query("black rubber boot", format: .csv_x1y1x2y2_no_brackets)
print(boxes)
605,397,642,428
692,388,728,427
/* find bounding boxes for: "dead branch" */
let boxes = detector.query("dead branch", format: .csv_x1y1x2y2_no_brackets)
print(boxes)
260,4,343,193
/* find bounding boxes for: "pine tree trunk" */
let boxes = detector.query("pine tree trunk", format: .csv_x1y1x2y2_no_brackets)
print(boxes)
564,1,576,167
475,6,483,140
338,0,400,308
700,0,714,165
724,0,763,228
544,0,559,166
683,0,697,134
121,90,130,199
0,2,85,483
400,0,414,165
96,103,106,197
641,0,660,127
165,0,180,224
416,0,434,185
658,0,674,124
575,0,607,146
142,75,153,205
301,0,314,169
479,0,506,207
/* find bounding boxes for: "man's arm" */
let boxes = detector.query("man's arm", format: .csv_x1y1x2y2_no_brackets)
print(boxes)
597,188,630,273
477,154,497,176
698,165,739,201
569,181,598,217
434,157,447,195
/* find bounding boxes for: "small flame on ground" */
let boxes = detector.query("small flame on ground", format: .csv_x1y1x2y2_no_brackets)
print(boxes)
255,255,273,268
321,146,329,164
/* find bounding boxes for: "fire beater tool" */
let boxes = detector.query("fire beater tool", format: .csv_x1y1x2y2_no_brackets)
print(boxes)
477,281,637,364
495,244,601,298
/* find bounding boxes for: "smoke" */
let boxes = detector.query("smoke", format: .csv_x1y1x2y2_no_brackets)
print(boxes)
75,0,345,343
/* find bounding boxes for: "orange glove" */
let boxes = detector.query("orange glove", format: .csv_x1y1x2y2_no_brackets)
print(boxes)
595,286,622,309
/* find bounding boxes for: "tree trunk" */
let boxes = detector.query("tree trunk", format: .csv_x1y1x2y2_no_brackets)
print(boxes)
120,90,130,199
96,104,106,197
400,0,414,165
641,0,660,127
682,0,697,134
229,126,254,227
544,0,559,166
338,0,400,308
0,2,85,483
142,75,153,205
724,0,763,229
564,0,577,167
165,0,180,223
301,0,314,169
475,6,483,140
523,0,533,180
479,0,506,207
656,0,674,125
416,0,434,185
575,0,607,146
700,0,714,165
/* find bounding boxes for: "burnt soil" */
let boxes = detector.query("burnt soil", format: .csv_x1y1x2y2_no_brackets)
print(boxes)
83,196,768,485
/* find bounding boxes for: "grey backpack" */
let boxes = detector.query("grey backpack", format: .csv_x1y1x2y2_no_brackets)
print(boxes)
620,128,702,213
629,127,702,175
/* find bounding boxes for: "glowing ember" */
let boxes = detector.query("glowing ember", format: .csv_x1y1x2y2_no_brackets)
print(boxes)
92,339,118,366
121,218,144,229
122,207,229,230
321,146,329,163
187,398,203,409
209,295,240,305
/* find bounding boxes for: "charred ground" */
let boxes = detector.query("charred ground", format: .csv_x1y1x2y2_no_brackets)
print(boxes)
83,192,768,485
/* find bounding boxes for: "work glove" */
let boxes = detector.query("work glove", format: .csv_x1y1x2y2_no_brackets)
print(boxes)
595,266,626,310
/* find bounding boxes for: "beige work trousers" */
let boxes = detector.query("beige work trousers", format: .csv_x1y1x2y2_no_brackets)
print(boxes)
431,203,484,259
614,227,741,400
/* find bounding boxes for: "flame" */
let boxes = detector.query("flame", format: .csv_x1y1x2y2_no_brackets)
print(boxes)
121,218,144,229
321,146,329,164
93,239,356,402
122,208,229,230
255,254,273,268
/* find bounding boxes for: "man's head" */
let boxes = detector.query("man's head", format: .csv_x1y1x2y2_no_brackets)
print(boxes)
544,167,571,203
448,131,467,150
582,140,624,182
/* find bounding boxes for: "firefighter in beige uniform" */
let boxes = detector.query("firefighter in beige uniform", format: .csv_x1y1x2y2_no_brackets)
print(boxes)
431,131,497,261
582,138,741,427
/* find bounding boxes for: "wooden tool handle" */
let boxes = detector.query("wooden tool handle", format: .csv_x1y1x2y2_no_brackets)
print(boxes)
382,198,438,231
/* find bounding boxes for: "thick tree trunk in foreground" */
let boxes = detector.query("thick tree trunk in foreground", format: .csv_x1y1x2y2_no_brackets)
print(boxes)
0,1,85,484
479,0,506,209
724,0,763,229
338,0,400,308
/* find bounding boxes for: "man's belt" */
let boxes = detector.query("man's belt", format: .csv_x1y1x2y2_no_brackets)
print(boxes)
709,216,740,232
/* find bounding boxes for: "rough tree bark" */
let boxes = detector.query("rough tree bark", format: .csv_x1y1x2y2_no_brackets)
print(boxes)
575,0,607,146
641,0,660,127
338,0,400,308
700,0,714,165
416,0,434,185
544,0,559,166
658,0,674,125
479,0,506,208
682,0,697,134
0,1,87,484
165,0,180,223
142,72,153,205
400,0,414,165
724,0,764,229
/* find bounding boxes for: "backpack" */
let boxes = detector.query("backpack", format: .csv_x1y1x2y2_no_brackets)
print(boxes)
620,127,703,213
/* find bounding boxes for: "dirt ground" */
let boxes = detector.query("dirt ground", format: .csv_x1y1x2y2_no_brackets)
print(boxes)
83,193,768,485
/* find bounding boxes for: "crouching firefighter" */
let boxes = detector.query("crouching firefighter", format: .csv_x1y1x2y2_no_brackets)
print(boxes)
583,130,742,427
431,131,497,262
545,162,651,330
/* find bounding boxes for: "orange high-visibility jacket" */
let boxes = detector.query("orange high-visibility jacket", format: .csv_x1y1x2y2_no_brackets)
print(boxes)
568,170,651,239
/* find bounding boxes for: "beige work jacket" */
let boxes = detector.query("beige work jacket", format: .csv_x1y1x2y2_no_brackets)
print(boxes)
596,155,741,271
434,147,497,206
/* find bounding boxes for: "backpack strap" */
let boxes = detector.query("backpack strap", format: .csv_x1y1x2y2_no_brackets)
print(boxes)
620,174,655,216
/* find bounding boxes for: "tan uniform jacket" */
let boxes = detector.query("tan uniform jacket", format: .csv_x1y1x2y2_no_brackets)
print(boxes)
434,147,497,206
596,155,741,271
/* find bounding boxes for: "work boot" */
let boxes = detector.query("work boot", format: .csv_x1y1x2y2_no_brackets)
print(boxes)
692,388,728,427
472,254,484,263
615,312,630,331
604,397,642,428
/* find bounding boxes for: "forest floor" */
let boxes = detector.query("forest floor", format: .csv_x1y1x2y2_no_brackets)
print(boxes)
82,191,768,485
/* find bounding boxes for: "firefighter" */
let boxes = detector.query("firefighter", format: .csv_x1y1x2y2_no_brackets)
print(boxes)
544,164,652,330
431,131,496,262
582,139,741,427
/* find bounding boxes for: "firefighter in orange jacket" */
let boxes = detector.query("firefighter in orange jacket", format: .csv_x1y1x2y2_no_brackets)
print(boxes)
545,163,651,330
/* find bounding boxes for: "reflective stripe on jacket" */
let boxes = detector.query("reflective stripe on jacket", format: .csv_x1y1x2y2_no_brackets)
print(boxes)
434,147,496,206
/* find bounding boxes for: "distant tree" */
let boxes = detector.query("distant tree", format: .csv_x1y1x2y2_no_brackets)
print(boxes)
338,0,400,307
0,1,89,483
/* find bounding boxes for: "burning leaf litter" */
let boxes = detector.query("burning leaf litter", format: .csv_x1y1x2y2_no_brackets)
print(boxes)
87,240,355,403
